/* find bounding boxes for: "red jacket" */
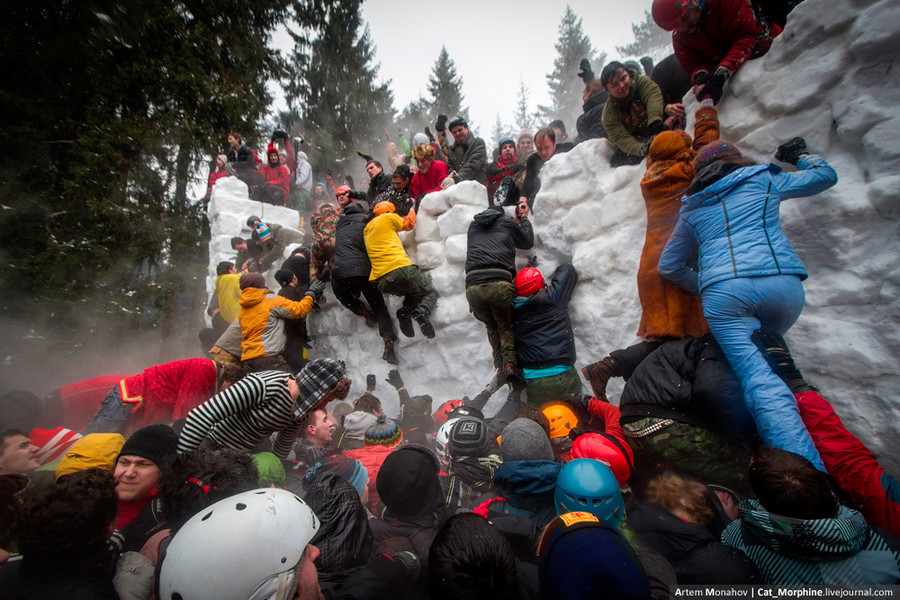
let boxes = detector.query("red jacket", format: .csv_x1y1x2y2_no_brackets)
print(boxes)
341,445,395,515
118,358,218,430
410,160,449,198
584,398,635,465
256,163,291,204
673,0,782,83
796,390,900,536
58,374,127,431
207,168,229,191
486,155,519,199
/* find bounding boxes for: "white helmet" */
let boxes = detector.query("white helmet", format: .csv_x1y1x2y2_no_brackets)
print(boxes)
157,488,320,600
435,417,461,469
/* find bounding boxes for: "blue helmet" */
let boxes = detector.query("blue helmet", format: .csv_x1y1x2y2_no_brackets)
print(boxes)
555,459,625,528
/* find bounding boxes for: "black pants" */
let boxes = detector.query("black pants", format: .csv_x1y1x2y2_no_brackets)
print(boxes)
332,276,396,340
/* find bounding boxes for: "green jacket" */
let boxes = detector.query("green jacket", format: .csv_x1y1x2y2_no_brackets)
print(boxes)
601,70,664,157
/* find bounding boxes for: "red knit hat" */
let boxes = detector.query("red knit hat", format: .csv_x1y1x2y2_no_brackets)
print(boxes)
30,427,83,465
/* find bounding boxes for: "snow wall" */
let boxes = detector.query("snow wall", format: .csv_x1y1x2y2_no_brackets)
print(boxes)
208,0,900,471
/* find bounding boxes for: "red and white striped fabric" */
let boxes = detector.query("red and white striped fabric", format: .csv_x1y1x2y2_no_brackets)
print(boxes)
30,427,83,465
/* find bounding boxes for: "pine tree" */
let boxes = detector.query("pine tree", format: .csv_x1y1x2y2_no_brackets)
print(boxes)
538,6,604,129
616,10,672,59
289,1,395,176
426,47,469,124
489,114,514,154
513,79,537,134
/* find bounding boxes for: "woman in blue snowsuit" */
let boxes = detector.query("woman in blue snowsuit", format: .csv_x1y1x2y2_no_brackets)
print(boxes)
659,137,837,469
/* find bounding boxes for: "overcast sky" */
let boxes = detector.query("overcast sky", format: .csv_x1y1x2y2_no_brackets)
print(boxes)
358,0,658,136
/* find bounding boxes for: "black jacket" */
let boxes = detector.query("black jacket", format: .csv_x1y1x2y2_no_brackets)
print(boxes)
627,502,762,585
448,132,487,184
333,203,372,280
614,336,757,442
465,209,534,285
0,549,119,600
226,143,254,165
281,251,311,290
367,171,393,207
575,91,609,144
514,264,578,369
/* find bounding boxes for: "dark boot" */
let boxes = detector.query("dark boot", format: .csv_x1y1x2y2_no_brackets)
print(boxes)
360,305,377,328
413,306,435,339
503,362,526,391
581,356,617,402
382,336,399,365
396,307,415,338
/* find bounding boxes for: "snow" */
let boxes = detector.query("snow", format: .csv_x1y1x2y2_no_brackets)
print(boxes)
208,0,900,471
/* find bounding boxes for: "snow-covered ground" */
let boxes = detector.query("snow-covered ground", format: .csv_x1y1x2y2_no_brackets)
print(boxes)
208,0,900,471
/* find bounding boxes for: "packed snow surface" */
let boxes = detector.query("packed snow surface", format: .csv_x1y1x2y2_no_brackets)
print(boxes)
208,0,900,471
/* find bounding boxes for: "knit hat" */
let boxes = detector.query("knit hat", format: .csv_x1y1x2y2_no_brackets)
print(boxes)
55,433,125,480
448,116,468,130
304,456,368,497
342,411,378,442
239,272,266,290
448,417,491,458
692,140,744,173
500,418,555,462
252,452,286,486
216,154,228,164
294,358,347,420
118,424,178,467
376,445,442,517
30,427,83,465
538,513,649,600
267,145,280,157
247,217,272,243
498,136,515,152
274,268,295,288
364,414,402,448
518,131,533,144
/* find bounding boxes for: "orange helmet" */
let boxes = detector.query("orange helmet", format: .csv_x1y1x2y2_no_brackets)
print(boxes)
373,201,396,216
652,0,692,31
571,432,632,486
514,267,544,297
542,403,579,440
335,185,352,195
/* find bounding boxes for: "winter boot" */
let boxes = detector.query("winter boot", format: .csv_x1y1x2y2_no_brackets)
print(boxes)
581,356,617,402
503,362,526,391
492,175,518,207
413,306,435,339
382,336,399,365
360,305,377,328
396,307,415,338
751,328,813,393
485,368,505,395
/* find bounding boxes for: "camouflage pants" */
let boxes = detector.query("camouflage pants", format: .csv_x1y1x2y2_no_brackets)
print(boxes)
524,368,582,408
626,419,751,492
376,265,438,314
466,280,516,368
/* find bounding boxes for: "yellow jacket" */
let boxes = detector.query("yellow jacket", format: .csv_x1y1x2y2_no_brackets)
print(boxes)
215,273,242,323
364,211,416,281
239,287,314,361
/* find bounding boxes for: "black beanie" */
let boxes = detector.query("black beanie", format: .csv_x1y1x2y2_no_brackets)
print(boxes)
117,424,178,467
274,269,295,287
376,445,442,517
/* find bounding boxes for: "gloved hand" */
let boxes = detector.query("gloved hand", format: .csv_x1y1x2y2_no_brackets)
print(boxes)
347,190,367,201
366,374,376,392
385,368,405,390
560,393,592,412
440,175,455,189
305,279,327,298
271,129,287,141
435,114,448,132
775,137,809,165
696,67,731,105
356,150,374,161
424,127,435,142
647,120,665,136
692,70,711,87
577,58,594,83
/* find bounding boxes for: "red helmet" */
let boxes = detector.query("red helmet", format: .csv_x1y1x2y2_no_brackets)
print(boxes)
434,399,463,427
514,267,544,297
571,433,632,486
335,185,352,195
652,0,692,31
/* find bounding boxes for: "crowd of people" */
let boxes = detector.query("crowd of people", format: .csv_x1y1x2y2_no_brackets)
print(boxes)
3,0,900,598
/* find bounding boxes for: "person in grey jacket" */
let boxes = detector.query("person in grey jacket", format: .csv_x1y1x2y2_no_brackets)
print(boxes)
441,117,487,188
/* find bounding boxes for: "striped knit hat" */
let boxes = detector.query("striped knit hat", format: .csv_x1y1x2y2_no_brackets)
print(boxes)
293,358,347,420
30,427,83,465
693,140,744,173
364,414,402,448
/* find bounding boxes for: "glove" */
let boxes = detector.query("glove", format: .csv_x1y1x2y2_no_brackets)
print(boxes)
271,129,287,141
435,114,448,132
440,175,455,189
751,328,813,393
577,58,594,83
696,72,727,104
647,120,665,136
775,137,809,165
385,368,405,390
560,393,592,412
366,374,376,392
305,279,327,298
347,190,367,201
356,150,374,161
424,127,435,142
692,70,711,86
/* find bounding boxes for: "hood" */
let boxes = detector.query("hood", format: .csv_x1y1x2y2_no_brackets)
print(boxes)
239,286,272,308
343,202,367,216
472,208,505,229
684,162,774,204
738,499,870,560
493,460,561,497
